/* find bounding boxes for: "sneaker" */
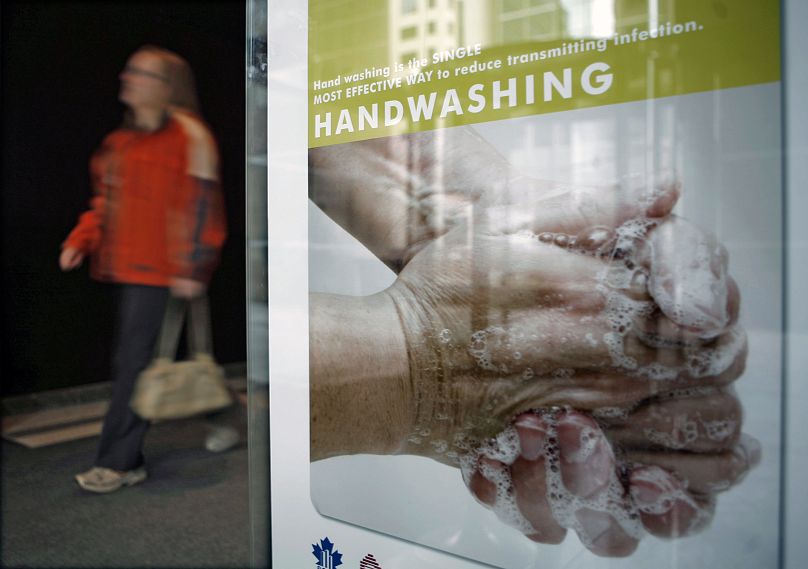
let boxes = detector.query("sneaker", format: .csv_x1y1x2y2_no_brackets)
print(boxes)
204,425,239,453
75,466,147,493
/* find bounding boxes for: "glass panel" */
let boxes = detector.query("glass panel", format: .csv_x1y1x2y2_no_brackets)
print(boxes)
302,0,787,567
246,0,269,566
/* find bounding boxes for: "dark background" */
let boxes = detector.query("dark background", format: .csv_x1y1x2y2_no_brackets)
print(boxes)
1,0,247,396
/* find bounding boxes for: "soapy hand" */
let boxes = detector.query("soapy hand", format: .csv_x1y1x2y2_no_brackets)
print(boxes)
380,178,751,556
465,389,759,556
309,131,753,557
386,180,744,459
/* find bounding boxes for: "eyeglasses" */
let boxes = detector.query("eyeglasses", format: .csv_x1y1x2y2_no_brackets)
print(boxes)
122,65,169,82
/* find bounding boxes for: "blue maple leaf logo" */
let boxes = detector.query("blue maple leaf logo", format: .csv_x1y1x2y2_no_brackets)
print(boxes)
312,537,343,568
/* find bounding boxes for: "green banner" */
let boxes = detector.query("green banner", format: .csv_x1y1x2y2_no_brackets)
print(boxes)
309,0,780,148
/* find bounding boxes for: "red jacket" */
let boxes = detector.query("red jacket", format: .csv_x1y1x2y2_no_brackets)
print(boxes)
64,113,227,286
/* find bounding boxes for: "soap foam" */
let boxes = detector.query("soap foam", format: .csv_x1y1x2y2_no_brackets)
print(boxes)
462,410,648,548
586,214,744,381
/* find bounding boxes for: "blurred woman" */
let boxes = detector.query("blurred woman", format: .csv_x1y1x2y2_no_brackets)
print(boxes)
60,46,228,493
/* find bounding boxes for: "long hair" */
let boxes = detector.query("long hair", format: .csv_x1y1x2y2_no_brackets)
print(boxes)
122,45,202,125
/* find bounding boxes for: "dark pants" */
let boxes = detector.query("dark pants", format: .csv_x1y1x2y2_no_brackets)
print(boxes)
95,284,169,471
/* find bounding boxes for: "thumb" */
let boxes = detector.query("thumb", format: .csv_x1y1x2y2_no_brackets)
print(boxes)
644,215,739,338
485,177,680,236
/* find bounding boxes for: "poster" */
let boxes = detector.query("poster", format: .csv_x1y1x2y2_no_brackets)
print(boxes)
300,0,783,567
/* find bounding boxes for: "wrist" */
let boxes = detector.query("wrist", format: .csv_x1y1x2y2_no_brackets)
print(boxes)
309,292,412,460
387,275,559,464
385,283,468,460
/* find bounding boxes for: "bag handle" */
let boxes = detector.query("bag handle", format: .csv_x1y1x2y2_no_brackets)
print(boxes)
155,296,214,360
187,295,213,356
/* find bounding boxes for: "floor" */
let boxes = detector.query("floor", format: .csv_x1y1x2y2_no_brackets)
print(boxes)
1,403,252,568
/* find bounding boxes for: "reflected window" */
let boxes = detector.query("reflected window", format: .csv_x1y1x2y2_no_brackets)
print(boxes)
504,0,524,12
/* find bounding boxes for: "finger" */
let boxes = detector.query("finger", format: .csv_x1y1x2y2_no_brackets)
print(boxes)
513,411,550,460
508,411,643,556
726,277,741,328
511,413,568,543
472,456,544,536
600,323,742,378
678,327,747,381
484,333,746,434
468,468,498,506
476,312,743,381
512,456,568,544
473,231,609,305
629,277,738,348
464,310,612,375
574,509,640,557
633,279,739,347
630,466,715,538
607,390,742,452
555,412,640,557
471,309,662,374
557,412,614,498
484,178,680,236
625,433,761,494
496,353,745,424
623,326,747,382
491,379,734,432
467,416,570,542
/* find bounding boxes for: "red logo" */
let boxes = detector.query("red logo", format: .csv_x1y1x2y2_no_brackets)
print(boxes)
359,553,382,569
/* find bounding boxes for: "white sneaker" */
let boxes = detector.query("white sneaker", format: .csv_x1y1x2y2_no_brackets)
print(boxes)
75,466,147,493
205,426,239,453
